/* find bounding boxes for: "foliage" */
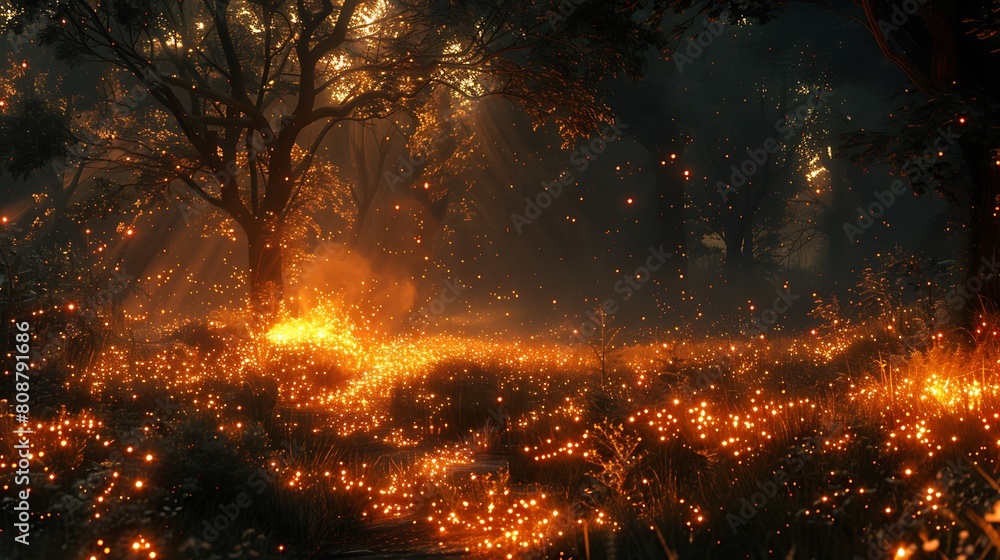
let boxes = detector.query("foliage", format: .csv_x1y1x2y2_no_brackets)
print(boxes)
2,0,665,306
812,249,957,352
841,93,998,200
0,94,70,179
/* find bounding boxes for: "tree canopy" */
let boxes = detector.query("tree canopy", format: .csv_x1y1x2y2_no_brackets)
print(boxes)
3,0,661,313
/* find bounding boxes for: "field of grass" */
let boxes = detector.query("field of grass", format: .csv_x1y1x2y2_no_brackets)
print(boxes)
2,307,999,560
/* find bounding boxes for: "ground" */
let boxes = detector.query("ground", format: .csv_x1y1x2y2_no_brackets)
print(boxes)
2,305,999,560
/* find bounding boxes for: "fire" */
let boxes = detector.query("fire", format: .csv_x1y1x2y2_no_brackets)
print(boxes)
265,300,363,357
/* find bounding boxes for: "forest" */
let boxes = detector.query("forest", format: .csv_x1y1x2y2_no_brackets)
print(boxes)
1,0,999,558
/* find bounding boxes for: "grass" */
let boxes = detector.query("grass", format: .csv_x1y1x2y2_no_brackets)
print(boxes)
3,316,999,560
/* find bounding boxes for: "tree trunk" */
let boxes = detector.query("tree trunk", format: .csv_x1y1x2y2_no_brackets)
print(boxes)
247,226,284,317
825,166,853,280
724,233,742,271
962,139,1000,331
741,222,755,271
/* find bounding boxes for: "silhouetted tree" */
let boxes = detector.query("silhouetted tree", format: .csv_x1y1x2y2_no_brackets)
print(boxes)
655,0,1000,327
6,0,659,315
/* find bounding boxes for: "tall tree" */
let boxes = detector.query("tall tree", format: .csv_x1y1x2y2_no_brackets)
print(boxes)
686,81,817,276
654,0,1000,327
5,0,657,314
0,51,85,244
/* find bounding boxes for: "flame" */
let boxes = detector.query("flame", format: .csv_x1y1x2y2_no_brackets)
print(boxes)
266,300,363,355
